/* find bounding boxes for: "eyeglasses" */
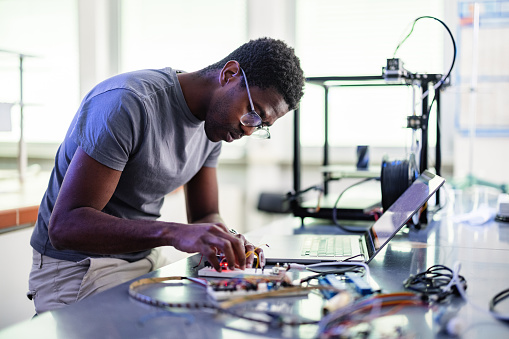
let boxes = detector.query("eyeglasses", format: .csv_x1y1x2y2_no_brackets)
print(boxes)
239,68,270,139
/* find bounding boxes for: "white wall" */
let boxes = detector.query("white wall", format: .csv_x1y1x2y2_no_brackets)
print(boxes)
454,136,509,185
0,227,36,329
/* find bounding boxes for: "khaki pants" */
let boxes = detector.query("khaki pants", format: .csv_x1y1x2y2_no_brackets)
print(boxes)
28,248,165,314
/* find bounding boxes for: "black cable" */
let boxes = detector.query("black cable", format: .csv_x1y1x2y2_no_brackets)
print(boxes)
394,16,457,196
288,185,324,201
393,15,457,94
403,264,467,302
421,17,456,212
332,177,375,233
489,288,509,322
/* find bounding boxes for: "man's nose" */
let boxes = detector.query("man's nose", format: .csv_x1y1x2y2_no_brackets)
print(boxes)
241,125,258,136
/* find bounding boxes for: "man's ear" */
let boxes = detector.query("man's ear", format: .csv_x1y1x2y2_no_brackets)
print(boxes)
219,60,241,86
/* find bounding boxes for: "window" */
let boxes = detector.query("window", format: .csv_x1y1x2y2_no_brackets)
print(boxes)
295,0,444,148
0,0,79,144
119,0,249,155
120,0,247,73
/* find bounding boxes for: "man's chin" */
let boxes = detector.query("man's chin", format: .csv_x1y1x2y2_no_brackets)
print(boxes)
204,128,222,143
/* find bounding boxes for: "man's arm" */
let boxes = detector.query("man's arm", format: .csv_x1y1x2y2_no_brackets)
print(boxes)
184,166,264,268
184,166,222,224
48,147,246,271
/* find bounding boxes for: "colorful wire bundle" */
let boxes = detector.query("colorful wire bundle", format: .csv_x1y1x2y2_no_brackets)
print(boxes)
317,292,425,337
128,275,344,327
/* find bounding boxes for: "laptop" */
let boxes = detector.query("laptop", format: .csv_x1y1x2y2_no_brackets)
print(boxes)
262,170,445,264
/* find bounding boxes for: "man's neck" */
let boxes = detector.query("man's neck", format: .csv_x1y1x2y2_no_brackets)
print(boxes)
177,71,216,121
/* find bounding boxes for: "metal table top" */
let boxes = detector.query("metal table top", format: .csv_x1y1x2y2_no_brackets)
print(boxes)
1,212,509,338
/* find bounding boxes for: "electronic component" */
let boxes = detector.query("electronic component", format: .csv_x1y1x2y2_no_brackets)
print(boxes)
206,278,306,301
345,272,375,296
198,267,281,279
198,265,299,301
407,115,423,130
318,274,348,300
382,58,409,83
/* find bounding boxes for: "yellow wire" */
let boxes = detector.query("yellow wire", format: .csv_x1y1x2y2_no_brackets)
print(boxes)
245,244,269,269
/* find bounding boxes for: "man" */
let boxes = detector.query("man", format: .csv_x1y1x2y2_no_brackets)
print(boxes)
28,37,305,314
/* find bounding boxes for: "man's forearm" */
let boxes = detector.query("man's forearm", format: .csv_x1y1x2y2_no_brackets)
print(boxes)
190,213,225,226
48,206,182,254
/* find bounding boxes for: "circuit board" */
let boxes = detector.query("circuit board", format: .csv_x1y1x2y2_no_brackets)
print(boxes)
197,267,282,279
198,266,302,301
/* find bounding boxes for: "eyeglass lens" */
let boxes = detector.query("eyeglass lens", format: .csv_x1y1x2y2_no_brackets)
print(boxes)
239,67,270,139
240,111,262,127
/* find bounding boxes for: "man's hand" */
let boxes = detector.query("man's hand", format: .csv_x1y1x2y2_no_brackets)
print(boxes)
169,222,264,272
229,229,265,269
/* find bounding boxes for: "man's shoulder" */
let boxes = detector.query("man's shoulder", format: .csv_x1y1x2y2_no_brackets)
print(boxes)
89,68,177,100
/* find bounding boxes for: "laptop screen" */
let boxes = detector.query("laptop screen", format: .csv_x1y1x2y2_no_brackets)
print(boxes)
365,170,445,262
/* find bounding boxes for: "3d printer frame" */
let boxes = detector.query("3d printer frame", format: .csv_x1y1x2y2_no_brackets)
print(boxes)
291,72,445,224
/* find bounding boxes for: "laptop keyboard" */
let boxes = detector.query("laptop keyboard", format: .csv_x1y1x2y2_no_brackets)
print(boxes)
301,236,353,257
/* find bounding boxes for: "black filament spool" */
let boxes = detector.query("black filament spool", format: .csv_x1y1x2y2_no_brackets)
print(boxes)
381,155,419,213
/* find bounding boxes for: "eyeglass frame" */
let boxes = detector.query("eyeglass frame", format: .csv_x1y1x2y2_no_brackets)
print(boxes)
239,68,270,139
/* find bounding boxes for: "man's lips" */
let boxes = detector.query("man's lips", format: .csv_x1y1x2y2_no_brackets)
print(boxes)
226,132,234,143
226,132,242,143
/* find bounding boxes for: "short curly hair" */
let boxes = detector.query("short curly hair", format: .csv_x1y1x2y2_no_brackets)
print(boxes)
201,37,305,111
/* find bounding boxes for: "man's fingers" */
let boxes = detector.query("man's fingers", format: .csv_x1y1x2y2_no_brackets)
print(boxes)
216,233,247,270
231,234,247,269
255,247,266,268
211,235,238,271
245,241,255,268
214,222,229,233
192,224,253,271
203,248,221,272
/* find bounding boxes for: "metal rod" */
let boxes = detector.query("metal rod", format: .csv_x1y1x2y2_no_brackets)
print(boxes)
323,86,329,195
18,54,26,183
0,49,37,183
293,108,301,195
435,87,441,205
420,82,429,175
468,2,480,185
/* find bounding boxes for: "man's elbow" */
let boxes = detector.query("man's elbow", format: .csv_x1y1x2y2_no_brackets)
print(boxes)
48,214,69,250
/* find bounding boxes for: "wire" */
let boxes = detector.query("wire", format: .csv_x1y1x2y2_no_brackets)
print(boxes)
284,258,367,284
306,261,372,281
192,254,204,269
332,178,376,233
393,17,456,209
128,275,341,327
219,285,336,310
489,288,509,321
403,264,466,302
450,261,509,321
393,16,457,100
317,292,425,336
245,244,269,269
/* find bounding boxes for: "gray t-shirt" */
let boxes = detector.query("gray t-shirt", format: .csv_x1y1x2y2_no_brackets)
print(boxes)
30,67,222,262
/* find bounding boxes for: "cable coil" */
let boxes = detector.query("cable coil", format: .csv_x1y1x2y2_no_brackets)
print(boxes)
381,154,419,212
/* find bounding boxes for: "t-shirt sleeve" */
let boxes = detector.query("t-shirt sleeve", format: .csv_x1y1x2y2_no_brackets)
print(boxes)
70,89,146,171
203,141,222,168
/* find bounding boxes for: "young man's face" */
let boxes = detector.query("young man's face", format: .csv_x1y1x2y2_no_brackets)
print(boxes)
204,76,289,143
